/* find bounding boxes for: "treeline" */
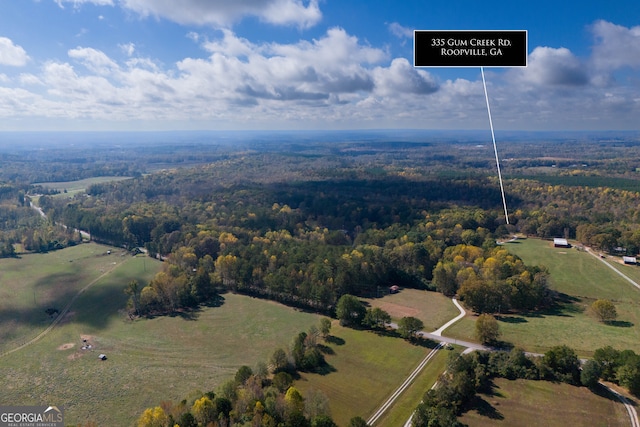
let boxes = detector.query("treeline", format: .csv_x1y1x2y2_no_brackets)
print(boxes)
133,319,345,427
0,183,83,257
508,179,640,254
412,344,640,426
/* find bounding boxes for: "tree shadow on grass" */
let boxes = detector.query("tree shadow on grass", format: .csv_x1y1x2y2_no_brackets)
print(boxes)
464,394,505,420
168,308,201,321
606,320,634,328
520,293,582,319
495,315,528,324
317,343,335,355
589,383,638,405
325,335,345,346
312,362,337,376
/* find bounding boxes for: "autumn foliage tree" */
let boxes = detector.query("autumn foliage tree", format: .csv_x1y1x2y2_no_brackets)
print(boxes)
591,299,617,323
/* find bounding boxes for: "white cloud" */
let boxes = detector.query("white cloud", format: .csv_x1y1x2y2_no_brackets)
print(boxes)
511,46,589,86
55,0,114,8
19,73,43,86
372,58,438,96
590,20,640,71
388,22,413,39
119,42,136,57
0,37,29,66
68,47,120,75
120,0,321,28
1,21,639,131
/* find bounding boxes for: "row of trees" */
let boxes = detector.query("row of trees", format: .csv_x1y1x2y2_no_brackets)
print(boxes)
413,345,584,426
413,343,640,426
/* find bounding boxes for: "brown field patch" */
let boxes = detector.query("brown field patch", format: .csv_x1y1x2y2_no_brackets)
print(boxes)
375,301,420,318
57,343,75,350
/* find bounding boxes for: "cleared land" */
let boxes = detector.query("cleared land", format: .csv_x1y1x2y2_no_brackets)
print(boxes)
365,289,460,331
459,378,630,427
446,238,640,355
0,246,322,426
0,243,134,354
295,324,442,426
33,176,132,198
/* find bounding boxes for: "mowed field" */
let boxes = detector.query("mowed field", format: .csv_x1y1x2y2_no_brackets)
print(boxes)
446,238,640,355
0,244,322,426
365,288,460,331
33,176,133,198
459,378,630,427
295,323,447,426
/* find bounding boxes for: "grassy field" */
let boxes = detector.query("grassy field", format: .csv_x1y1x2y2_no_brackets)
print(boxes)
0,243,133,354
295,324,442,426
33,176,133,198
459,378,630,427
0,245,322,426
446,238,640,355
365,288,460,331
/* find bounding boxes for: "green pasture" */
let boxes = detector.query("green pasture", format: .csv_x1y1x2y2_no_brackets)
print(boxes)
0,243,132,354
365,288,460,331
459,378,630,427
33,176,132,198
0,245,322,426
295,323,441,426
374,347,453,427
446,238,640,355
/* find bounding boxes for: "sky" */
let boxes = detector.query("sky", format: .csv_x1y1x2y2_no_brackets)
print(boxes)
0,0,639,132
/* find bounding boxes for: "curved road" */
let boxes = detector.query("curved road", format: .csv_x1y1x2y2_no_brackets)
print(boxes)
368,297,490,426
371,293,639,427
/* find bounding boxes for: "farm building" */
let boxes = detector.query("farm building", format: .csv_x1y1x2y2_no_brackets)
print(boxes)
623,256,637,265
553,238,570,248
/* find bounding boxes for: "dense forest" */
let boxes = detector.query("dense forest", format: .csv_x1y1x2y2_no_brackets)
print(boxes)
2,131,640,315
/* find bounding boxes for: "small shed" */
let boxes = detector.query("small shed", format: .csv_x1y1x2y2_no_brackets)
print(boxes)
389,285,400,294
623,256,637,265
553,238,570,248
98,354,107,360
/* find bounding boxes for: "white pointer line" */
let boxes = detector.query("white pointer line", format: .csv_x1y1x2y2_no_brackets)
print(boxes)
481,67,510,224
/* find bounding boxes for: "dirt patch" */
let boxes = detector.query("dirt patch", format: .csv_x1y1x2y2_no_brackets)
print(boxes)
375,301,420,319
57,343,75,350
80,334,94,341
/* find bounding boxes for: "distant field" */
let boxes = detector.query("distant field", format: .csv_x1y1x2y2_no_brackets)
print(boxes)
0,245,322,426
295,324,441,426
459,378,630,427
516,174,640,192
365,289,459,331
447,238,640,355
33,176,132,197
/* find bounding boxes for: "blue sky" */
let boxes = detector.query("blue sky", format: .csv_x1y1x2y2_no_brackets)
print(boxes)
0,0,639,131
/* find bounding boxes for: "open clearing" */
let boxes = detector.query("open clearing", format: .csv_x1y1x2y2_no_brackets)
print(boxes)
365,288,460,331
33,176,133,198
446,238,640,355
295,323,443,426
0,245,322,426
459,378,630,427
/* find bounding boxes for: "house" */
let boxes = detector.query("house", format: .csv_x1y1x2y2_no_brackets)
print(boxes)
623,256,637,265
553,238,570,248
